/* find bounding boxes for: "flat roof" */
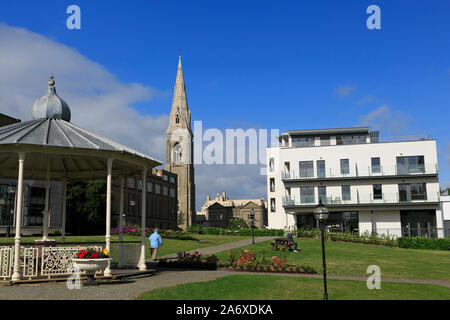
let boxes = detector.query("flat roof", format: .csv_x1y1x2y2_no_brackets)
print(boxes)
285,127,370,136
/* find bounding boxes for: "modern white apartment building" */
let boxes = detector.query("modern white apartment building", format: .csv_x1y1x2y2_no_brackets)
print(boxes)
266,127,445,238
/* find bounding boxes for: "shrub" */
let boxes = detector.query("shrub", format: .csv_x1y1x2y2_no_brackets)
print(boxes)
398,237,450,250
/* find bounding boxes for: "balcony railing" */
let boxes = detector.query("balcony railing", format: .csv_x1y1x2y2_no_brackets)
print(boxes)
283,135,431,149
282,192,440,206
281,163,438,180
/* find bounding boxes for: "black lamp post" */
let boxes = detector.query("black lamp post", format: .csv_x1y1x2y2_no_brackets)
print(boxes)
248,208,255,244
314,199,329,300
6,186,15,238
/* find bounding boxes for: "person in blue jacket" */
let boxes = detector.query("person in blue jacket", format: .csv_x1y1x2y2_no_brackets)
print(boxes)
149,228,163,261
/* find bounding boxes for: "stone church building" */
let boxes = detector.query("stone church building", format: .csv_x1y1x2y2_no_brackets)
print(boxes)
165,57,196,229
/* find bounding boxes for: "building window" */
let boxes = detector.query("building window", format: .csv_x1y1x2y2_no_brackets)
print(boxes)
176,114,180,124
170,188,176,198
318,186,326,203
147,182,153,193
399,183,427,201
270,198,276,212
371,157,381,174
292,136,314,147
340,159,350,175
127,177,136,189
270,178,275,192
342,185,351,201
317,160,326,178
396,156,425,174
155,184,161,195
299,161,314,177
163,186,168,196
373,184,382,200
169,176,176,184
300,187,315,203
137,179,142,190
269,158,275,172
336,135,367,145
163,175,168,181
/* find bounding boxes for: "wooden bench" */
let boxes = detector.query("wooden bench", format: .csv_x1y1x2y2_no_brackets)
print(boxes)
271,238,293,251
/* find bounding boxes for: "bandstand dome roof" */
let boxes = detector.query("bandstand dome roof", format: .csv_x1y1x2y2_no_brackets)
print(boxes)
0,75,162,180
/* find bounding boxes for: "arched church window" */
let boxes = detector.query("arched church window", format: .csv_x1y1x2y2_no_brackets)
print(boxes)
175,114,180,124
172,142,182,164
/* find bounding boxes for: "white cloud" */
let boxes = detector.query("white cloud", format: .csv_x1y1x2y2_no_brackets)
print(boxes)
0,23,168,162
358,104,413,135
334,85,356,98
0,23,269,212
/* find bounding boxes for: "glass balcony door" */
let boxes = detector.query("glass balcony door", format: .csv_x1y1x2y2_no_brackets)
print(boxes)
317,160,326,178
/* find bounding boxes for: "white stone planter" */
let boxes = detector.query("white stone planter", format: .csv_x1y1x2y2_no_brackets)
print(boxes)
71,258,111,286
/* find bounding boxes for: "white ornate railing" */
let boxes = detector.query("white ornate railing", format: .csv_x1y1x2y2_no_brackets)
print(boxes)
0,246,13,280
40,246,102,277
0,243,141,280
23,247,39,279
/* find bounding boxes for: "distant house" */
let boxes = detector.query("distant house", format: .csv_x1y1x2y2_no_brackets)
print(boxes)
196,192,268,228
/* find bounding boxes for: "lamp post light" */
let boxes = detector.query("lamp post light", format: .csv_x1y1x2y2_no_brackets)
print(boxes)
248,208,255,244
314,199,329,300
6,186,15,238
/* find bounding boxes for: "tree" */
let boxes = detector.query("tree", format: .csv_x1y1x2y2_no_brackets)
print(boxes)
66,179,107,235
228,218,248,230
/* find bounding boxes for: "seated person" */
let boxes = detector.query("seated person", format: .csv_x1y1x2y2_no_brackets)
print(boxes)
287,230,298,252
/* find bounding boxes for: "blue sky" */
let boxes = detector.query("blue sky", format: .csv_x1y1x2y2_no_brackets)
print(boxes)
0,0,449,206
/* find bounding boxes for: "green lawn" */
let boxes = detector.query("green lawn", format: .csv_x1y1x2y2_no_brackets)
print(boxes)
0,234,250,259
137,275,450,300
213,238,450,280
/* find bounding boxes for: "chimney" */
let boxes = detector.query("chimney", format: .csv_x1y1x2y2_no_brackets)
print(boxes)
222,192,226,200
207,195,210,201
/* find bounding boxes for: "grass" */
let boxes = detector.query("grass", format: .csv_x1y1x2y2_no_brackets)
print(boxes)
137,275,450,300
0,234,250,259
213,238,450,280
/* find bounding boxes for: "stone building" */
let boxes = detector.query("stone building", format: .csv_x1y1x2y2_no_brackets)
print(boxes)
165,56,196,229
112,169,178,230
197,192,268,228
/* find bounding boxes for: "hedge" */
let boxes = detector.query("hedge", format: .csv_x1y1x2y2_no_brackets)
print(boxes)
397,237,450,250
187,226,284,237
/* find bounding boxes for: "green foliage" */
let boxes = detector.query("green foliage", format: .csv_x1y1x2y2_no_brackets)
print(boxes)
228,218,248,230
187,226,284,236
398,237,450,250
66,180,107,235
297,227,398,247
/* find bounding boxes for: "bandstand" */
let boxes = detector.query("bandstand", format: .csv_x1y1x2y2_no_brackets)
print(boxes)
0,75,161,281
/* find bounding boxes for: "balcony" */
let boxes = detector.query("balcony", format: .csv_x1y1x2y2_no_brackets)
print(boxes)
282,192,440,207
281,163,438,181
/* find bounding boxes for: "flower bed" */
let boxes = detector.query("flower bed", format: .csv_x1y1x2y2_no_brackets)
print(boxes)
218,249,317,274
157,251,217,270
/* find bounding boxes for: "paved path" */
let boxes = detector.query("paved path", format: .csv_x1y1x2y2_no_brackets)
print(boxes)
1,236,449,300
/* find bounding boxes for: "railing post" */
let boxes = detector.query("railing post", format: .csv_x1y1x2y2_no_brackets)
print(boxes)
427,223,431,239
407,223,411,237
417,223,421,237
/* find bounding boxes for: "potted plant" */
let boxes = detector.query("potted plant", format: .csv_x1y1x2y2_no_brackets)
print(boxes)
72,248,111,286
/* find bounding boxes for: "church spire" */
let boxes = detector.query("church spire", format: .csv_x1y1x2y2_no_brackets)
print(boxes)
169,55,191,132
171,55,189,111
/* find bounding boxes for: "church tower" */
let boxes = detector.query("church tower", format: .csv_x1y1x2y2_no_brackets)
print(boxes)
166,56,196,229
